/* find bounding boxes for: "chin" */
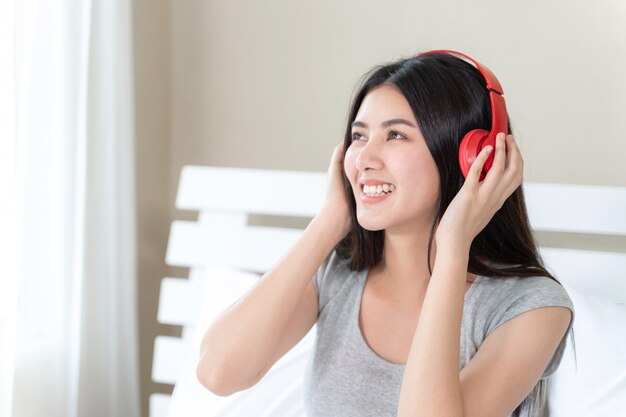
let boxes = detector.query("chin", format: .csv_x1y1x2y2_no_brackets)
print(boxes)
356,216,387,232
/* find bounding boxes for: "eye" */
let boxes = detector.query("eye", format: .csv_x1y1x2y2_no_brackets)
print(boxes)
351,132,364,142
389,130,406,140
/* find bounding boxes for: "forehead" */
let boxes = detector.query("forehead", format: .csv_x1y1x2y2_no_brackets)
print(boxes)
354,85,416,125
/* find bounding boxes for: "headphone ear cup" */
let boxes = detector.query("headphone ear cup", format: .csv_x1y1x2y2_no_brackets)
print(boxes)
459,128,490,180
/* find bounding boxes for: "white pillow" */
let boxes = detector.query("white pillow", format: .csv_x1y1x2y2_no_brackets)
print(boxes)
167,265,314,417
548,283,626,417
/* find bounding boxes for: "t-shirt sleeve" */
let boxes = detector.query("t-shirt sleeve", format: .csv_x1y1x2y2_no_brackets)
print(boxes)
485,276,575,379
311,249,350,315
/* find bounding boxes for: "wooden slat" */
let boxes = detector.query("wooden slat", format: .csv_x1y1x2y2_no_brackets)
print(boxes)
540,247,626,303
176,166,326,216
166,220,302,270
176,169,626,236
149,393,170,417
157,277,203,326
525,182,626,236
152,335,188,385
197,211,247,229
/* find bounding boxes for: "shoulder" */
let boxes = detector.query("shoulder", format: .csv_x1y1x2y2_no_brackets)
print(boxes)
312,250,358,313
458,302,573,417
475,275,575,339
466,275,575,383
478,274,572,305
314,249,353,285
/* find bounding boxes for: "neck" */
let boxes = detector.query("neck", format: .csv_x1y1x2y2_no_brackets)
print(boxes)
373,227,475,300
376,228,435,293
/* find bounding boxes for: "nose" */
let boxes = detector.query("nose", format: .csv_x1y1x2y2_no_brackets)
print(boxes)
355,139,384,172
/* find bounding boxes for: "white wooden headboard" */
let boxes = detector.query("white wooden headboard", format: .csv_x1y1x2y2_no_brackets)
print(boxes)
524,183,626,302
149,166,626,417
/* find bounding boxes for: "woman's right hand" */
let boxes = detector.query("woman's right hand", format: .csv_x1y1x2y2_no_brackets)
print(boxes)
318,143,352,237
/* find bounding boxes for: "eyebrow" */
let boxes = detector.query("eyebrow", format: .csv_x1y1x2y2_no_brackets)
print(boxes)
351,118,417,129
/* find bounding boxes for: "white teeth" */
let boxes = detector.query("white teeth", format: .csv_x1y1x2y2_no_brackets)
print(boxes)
363,183,395,197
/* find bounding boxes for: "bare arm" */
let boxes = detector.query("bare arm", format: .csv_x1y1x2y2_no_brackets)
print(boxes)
196,144,351,396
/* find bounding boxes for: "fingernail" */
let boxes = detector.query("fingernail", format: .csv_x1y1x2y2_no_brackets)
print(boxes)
485,145,493,153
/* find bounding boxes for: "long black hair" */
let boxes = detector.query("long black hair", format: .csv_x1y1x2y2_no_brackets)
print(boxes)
334,51,575,417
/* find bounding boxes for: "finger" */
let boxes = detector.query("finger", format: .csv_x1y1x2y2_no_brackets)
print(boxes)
466,144,494,186
491,132,507,174
491,135,523,206
481,132,508,190
332,143,345,162
503,135,524,184
328,143,345,175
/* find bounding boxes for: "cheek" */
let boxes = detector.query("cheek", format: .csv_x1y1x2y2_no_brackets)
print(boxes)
398,152,440,191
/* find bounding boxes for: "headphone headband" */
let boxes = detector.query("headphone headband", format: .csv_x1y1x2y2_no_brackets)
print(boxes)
415,49,504,94
415,49,509,179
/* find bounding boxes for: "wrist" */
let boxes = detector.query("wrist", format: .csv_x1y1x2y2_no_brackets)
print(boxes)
435,228,472,252
434,236,471,261
314,209,351,240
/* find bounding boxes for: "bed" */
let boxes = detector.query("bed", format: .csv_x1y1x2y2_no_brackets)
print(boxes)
150,165,626,417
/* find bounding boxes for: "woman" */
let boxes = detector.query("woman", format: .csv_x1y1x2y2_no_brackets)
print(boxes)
197,50,575,417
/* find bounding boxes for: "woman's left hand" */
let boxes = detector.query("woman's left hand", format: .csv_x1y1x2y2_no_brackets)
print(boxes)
435,132,524,250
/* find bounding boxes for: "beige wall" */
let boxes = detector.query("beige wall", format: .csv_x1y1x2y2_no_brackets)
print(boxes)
133,1,173,416
168,0,626,187
134,1,626,416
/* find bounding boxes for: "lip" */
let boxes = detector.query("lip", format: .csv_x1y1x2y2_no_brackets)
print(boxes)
359,179,395,187
359,188,394,204
357,178,396,204
356,176,396,204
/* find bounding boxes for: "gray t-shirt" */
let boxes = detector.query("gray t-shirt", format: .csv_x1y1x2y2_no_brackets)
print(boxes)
302,250,575,417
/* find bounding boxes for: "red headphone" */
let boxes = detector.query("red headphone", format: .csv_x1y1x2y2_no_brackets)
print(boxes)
415,50,509,181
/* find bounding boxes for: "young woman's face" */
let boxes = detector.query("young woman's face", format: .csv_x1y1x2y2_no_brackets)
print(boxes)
344,85,440,233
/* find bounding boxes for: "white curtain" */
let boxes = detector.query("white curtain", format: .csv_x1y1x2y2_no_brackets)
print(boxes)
0,0,141,416
0,0,19,415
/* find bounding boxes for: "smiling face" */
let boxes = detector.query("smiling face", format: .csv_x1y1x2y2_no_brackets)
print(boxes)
344,84,441,233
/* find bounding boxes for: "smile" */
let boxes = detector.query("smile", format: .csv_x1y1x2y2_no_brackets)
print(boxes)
362,183,396,196
360,184,396,204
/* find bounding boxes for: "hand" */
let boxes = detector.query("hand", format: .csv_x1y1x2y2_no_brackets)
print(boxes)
318,143,352,236
435,132,523,250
